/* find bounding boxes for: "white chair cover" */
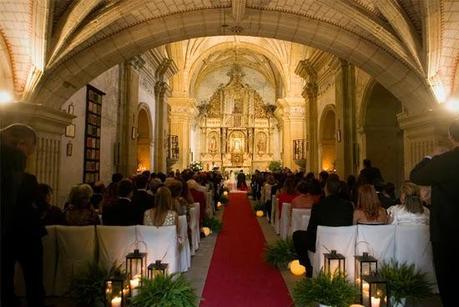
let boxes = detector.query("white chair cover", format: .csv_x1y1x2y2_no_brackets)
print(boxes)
395,224,437,292
178,215,191,272
14,225,57,297
279,203,291,240
136,225,179,274
189,203,200,255
272,197,279,234
310,225,357,280
55,226,96,296
290,208,311,235
96,226,136,270
356,224,396,264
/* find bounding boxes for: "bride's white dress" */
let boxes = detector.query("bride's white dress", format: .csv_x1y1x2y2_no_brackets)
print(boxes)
224,172,237,191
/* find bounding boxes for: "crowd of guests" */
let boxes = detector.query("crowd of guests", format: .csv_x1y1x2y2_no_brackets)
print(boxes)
251,159,431,277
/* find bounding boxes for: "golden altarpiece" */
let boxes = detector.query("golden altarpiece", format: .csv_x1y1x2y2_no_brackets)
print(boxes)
199,65,278,172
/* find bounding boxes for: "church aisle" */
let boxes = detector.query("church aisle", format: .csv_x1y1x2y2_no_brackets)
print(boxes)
200,192,293,307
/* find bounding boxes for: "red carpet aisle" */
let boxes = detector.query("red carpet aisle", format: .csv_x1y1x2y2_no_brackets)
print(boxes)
200,192,293,307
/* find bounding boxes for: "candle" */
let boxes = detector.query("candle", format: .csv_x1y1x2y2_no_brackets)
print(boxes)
130,275,141,297
371,296,381,307
223,191,228,196
111,296,121,307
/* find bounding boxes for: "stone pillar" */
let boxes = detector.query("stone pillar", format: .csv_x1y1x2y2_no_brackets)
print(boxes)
168,97,197,171
303,81,319,174
154,81,170,172
276,97,306,170
398,109,454,178
335,60,356,178
0,102,74,202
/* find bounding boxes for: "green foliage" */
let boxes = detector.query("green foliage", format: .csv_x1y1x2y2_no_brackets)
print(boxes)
253,202,264,211
379,260,434,304
130,273,198,307
70,262,125,307
293,270,359,307
203,216,223,233
189,161,203,172
219,194,229,204
268,160,282,172
264,238,298,269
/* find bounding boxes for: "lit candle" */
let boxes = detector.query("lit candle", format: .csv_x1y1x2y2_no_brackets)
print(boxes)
371,296,381,307
223,191,228,196
217,201,222,208
130,275,141,296
111,296,121,307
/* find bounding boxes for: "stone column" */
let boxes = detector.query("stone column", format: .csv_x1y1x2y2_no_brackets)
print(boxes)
276,97,306,170
335,60,356,178
168,97,197,170
154,81,170,172
398,109,454,178
303,81,319,174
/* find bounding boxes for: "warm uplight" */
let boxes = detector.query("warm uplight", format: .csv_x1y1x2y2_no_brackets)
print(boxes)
201,227,211,237
431,80,448,103
444,98,459,112
0,91,13,104
256,210,264,217
288,260,306,276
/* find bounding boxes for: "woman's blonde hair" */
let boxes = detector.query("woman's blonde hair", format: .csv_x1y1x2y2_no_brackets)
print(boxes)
152,186,173,226
357,184,381,219
401,181,424,214
68,184,93,208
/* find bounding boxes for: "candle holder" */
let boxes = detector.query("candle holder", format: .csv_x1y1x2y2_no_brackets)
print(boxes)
105,278,128,307
323,250,346,275
125,248,147,280
361,273,389,307
147,260,169,279
355,252,378,303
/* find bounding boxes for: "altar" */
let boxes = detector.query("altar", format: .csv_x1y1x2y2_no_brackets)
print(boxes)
198,64,279,172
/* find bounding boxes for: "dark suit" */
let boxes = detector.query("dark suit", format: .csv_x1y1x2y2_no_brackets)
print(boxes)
292,195,354,276
132,190,155,224
236,172,246,189
410,147,459,307
359,166,383,185
103,198,137,226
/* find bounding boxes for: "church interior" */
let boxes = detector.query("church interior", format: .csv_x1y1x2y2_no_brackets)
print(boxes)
1,1,458,306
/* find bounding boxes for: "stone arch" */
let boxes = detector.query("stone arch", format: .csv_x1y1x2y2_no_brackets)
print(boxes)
32,7,435,112
137,103,153,172
362,82,404,189
319,104,337,172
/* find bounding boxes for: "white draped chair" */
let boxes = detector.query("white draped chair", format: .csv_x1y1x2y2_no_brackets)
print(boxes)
14,225,58,297
395,224,437,292
135,225,179,274
290,208,311,235
178,215,191,272
356,224,396,264
55,226,96,296
96,226,136,270
279,203,291,240
189,203,200,255
309,225,357,280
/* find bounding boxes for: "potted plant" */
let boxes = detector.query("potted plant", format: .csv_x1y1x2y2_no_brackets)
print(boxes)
268,160,282,173
70,261,125,307
293,270,359,307
130,273,198,307
202,216,223,233
379,260,434,307
264,238,298,269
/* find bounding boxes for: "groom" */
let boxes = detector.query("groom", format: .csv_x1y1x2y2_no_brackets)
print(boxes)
236,170,247,190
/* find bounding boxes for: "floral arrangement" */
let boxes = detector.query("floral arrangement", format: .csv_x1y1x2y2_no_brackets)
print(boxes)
189,161,203,172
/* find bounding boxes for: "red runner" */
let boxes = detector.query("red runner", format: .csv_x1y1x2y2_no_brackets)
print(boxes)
200,192,293,307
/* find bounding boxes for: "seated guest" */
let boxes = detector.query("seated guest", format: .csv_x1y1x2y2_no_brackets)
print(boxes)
90,181,105,212
149,178,164,196
65,184,100,226
277,176,299,218
103,179,136,226
388,182,429,225
144,187,178,227
292,176,354,277
291,179,321,210
376,180,397,209
166,179,188,216
104,173,123,206
353,184,388,224
36,183,65,225
132,175,155,224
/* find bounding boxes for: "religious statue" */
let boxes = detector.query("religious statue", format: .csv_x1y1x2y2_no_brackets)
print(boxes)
257,133,266,155
231,139,242,153
209,135,218,153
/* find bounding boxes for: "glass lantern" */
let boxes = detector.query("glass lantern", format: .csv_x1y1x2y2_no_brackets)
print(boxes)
125,249,147,279
105,278,128,307
323,250,345,275
147,260,169,279
355,252,378,303
361,274,389,307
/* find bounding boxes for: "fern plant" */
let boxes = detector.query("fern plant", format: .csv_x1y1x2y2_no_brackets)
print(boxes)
130,273,198,307
253,202,264,211
293,270,359,307
203,216,223,233
264,238,298,269
379,260,434,304
70,261,125,307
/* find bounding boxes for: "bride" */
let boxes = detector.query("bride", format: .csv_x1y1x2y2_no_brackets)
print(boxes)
224,170,237,191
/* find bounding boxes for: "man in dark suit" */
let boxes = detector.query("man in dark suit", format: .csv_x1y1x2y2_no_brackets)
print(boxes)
410,119,459,307
132,174,155,224
103,179,137,226
236,170,247,190
358,159,383,185
292,175,354,277
1,124,46,307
